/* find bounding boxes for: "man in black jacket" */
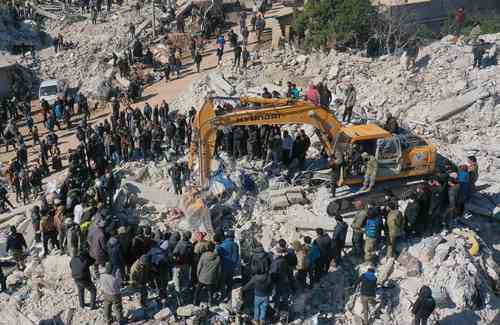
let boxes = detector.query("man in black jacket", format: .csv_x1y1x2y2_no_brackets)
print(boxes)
0,262,7,292
412,285,436,325
250,243,272,276
315,228,332,277
70,251,97,309
270,247,295,312
6,226,27,270
332,215,348,266
173,231,194,298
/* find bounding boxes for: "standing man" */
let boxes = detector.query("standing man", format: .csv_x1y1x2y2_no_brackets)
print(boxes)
242,47,250,70
342,84,356,123
217,230,240,302
412,286,436,325
233,43,242,72
351,200,368,258
361,152,378,192
355,268,377,325
455,7,465,37
87,219,108,278
314,228,332,277
193,242,221,306
364,209,380,264
472,39,486,70
70,250,97,310
194,49,203,73
6,226,27,270
331,215,348,266
216,34,225,66
386,201,403,258
100,262,124,324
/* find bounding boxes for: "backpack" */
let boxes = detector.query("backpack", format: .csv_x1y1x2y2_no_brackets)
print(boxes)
365,218,379,239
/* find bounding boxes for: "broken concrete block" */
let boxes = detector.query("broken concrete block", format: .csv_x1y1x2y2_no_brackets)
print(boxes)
397,252,421,276
270,195,289,209
286,191,307,205
176,304,204,317
432,86,492,122
154,307,173,320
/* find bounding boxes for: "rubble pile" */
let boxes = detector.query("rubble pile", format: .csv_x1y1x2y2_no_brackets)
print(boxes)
32,5,155,99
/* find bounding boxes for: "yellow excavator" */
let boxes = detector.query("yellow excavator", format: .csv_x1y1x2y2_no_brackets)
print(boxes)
188,96,437,214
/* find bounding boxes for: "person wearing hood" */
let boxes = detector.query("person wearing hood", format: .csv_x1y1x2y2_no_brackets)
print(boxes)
100,262,124,324
249,242,272,276
87,217,108,278
217,230,240,302
70,250,97,310
242,259,273,325
355,268,377,325
107,233,125,277
412,285,436,325
193,242,221,306
270,246,295,312
193,232,211,285
173,231,194,298
6,226,27,270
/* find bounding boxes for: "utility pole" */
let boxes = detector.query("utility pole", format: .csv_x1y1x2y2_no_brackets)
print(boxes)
152,0,156,40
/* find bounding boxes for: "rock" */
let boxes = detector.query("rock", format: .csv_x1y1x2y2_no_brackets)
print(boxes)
176,304,205,318
378,257,395,283
416,235,445,262
296,54,308,64
6,271,25,287
397,252,421,276
154,307,173,320
327,63,340,80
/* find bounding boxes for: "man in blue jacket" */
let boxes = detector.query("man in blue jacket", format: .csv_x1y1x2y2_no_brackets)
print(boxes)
216,230,240,302
355,268,377,325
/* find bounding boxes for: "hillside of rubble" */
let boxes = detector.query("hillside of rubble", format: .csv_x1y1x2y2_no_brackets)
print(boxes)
1,2,500,324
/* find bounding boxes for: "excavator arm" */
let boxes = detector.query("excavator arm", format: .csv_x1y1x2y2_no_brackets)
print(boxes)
189,96,343,187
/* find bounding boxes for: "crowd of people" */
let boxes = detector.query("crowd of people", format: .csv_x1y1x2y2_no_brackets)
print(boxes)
0,77,479,325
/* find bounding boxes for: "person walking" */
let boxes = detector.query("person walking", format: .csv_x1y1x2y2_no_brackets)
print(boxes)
216,34,225,66
193,242,221,306
70,250,97,310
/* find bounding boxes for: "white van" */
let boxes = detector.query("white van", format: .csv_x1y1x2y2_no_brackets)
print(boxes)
39,79,67,105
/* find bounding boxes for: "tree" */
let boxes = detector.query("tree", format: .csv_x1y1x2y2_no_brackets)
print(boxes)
292,0,375,50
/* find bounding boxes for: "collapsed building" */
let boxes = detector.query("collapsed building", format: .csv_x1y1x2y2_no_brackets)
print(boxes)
0,1,500,324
